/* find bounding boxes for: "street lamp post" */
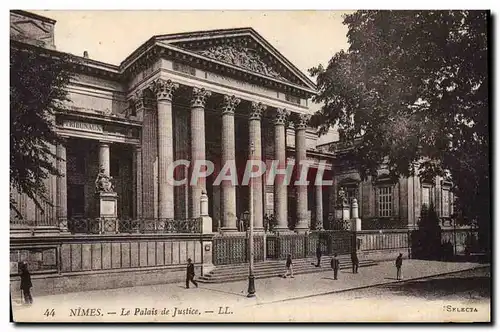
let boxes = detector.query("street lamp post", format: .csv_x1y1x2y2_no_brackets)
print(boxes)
247,142,256,298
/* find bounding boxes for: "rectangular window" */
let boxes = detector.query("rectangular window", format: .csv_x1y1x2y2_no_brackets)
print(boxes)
442,189,450,217
422,187,430,209
377,186,393,217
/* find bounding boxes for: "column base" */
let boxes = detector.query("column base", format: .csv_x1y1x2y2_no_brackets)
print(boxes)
295,219,310,233
274,227,293,234
219,227,240,234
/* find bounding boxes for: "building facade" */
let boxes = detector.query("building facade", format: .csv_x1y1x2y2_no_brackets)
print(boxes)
10,11,468,295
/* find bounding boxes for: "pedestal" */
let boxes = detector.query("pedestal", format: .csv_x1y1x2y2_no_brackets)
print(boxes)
335,204,351,220
350,218,362,231
97,192,118,233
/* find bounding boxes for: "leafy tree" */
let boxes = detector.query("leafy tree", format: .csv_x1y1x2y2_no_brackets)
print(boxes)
309,11,489,251
10,40,76,218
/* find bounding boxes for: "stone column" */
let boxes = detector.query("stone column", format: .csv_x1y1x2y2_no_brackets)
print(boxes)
98,141,111,176
135,146,142,218
190,87,212,218
248,102,267,231
274,108,290,231
294,114,311,232
220,95,240,232
56,139,68,231
152,79,179,219
315,183,323,230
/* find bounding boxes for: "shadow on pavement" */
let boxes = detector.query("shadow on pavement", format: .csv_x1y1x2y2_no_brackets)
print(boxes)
380,274,490,300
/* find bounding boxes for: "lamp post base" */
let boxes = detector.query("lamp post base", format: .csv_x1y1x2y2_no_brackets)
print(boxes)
247,275,256,297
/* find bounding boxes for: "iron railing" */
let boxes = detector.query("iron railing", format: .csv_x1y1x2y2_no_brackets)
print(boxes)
213,230,354,265
66,218,202,234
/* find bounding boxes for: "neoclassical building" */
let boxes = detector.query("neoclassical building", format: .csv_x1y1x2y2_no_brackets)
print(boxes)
10,11,467,295
10,10,340,234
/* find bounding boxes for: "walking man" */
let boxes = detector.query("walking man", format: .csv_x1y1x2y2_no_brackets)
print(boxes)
315,244,322,267
351,251,359,274
395,253,403,280
186,258,198,289
282,254,294,278
19,261,33,305
330,254,340,280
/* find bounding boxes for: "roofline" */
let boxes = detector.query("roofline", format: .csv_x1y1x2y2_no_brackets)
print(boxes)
11,10,56,24
11,40,120,77
150,27,317,90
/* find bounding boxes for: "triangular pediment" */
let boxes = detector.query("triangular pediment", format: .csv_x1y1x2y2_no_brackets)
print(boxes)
154,28,316,91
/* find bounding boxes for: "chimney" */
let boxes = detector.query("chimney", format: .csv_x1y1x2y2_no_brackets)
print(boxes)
83,51,89,58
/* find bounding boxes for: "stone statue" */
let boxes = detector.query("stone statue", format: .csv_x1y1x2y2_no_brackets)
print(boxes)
95,166,114,193
337,187,347,206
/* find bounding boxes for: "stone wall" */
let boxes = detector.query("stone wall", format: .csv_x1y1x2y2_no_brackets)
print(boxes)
10,234,212,296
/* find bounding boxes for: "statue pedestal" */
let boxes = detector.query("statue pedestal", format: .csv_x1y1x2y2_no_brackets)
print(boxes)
335,203,350,221
97,192,118,233
350,218,362,231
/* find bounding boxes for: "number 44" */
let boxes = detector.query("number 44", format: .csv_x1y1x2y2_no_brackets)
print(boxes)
44,309,55,317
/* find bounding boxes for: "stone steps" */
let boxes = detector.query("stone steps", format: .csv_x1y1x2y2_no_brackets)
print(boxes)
198,256,377,283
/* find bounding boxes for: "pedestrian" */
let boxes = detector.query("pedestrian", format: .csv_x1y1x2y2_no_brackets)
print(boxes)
282,254,294,278
185,258,198,289
330,254,340,280
395,253,403,280
19,261,33,305
351,251,359,274
315,244,322,267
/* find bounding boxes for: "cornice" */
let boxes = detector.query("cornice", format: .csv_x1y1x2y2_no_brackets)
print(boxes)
11,30,318,98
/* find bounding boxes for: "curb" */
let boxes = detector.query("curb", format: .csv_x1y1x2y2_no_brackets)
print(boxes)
255,264,490,306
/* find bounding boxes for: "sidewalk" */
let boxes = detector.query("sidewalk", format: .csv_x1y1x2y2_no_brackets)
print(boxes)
12,260,487,322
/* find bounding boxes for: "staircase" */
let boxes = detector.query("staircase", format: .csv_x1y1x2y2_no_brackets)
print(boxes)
198,255,377,283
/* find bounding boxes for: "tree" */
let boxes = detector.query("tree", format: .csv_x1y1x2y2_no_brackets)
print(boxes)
309,11,489,252
10,40,76,218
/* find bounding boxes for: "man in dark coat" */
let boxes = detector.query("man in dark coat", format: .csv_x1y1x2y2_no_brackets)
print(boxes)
315,244,322,267
395,253,403,280
282,254,294,278
19,261,33,305
186,258,198,289
351,251,359,274
330,254,340,280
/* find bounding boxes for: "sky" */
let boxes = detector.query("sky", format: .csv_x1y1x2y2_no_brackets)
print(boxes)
31,10,351,80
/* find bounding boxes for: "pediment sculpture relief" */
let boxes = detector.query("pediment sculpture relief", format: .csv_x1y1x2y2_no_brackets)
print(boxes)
197,45,287,81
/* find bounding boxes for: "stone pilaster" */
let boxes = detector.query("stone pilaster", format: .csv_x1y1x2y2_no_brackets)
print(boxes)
273,108,290,231
220,95,240,232
56,139,68,231
294,113,311,232
152,78,179,219
190,87,211,218
315,183,323,230
248,102,267,231
134,146,143,218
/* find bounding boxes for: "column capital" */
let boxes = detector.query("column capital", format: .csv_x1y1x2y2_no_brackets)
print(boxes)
274,108,290,126
221,95,241,115
249,102,267,121
152,79,179,102
191,87,212,108
99,140,113,146
294,113,312,130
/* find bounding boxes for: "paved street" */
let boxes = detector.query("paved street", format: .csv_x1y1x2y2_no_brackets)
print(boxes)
12,260,489,322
